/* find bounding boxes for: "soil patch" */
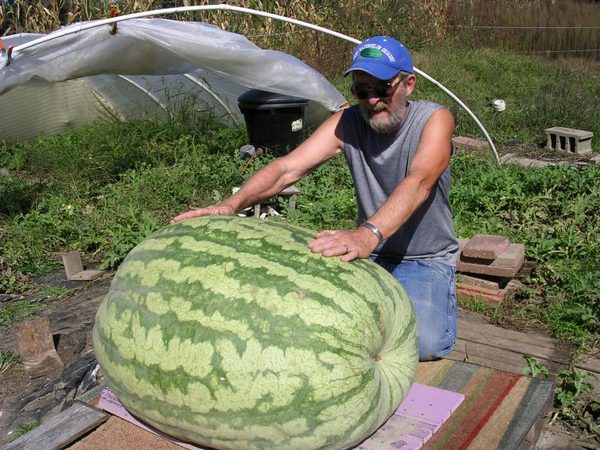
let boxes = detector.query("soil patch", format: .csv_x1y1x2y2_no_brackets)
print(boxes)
0,274,111,445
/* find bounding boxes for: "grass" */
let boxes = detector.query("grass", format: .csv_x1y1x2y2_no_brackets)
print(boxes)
410,46,600,151
451,153,599,349
0,110,598,352
446,0,600,60
0,300,46,329
8,422,37,442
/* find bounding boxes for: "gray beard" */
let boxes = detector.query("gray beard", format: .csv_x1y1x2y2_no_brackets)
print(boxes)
361,101,407,134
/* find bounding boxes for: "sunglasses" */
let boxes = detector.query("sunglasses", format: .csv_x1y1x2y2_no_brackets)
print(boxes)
351,78,403,100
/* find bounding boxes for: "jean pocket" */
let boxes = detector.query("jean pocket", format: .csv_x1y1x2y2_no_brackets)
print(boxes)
415,260,454,281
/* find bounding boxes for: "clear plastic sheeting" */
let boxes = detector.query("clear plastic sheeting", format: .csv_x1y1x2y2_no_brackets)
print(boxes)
0,19,346,141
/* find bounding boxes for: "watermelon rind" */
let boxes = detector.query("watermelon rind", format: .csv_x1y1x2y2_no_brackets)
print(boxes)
93,216,418,450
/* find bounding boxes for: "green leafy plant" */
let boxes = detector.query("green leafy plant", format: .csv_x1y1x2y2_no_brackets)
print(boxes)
523,356,550,378
550,367,599,443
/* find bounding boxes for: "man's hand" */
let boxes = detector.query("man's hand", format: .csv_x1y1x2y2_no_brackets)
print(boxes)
308,227,379,262
170,204,235,224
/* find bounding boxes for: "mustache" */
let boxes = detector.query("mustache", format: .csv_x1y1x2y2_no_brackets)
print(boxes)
370,102,391,113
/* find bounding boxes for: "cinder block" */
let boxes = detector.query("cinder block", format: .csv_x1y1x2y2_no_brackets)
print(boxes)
462,234,510,260
545,127,593,155
457,243,525,278
15,317,64,379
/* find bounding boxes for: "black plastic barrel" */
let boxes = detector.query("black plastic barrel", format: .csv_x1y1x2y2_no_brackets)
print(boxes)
238,90,308,156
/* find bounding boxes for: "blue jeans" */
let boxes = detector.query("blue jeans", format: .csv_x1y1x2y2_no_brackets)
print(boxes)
373,258,457,361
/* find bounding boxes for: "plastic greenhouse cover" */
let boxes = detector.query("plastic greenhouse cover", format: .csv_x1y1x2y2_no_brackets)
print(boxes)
0,18,346,128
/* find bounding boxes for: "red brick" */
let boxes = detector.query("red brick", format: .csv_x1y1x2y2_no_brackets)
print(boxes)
462,234,510,260
458,274,506,290
456,283,505,306
457,243,525,278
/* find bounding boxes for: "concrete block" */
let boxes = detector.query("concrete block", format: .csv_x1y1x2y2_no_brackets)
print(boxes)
457,243,525,278
501,154,558,168
545,127,593,155
462,234,510,260
15,317,64,379
61,251,104,281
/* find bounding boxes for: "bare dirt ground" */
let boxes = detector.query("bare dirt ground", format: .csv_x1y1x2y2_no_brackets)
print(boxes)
0,273,111,445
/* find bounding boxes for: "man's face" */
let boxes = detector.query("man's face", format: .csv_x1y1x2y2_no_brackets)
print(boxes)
352,71,413,134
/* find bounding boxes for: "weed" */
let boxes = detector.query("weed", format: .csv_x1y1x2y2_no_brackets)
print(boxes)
37,286,72,298
457,297,493,315
8,422,38,442
551,368,600,443
523,356,550,378
0,174,44,216
0,349,19,374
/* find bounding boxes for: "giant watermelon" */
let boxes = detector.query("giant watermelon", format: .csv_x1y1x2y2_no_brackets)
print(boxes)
93,216,417,449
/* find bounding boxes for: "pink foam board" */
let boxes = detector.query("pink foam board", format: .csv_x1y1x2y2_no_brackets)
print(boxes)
99,382,464,450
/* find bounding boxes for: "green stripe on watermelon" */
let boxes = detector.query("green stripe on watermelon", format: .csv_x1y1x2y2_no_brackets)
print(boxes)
93,216,417,449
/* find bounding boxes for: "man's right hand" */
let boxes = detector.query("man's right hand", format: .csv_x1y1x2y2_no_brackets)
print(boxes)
170,204,235,224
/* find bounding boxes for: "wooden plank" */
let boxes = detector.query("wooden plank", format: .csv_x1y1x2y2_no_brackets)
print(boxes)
4,402,108,450
458,318,560,349
456,317,600,391
577,356,600,374
457,318,571,363
448,339,566,375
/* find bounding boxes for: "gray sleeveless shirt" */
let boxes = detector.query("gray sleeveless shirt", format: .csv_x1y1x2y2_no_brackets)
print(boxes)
341,100,458,265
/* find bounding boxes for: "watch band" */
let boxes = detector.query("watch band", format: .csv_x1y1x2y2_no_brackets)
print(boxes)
360,222,384,245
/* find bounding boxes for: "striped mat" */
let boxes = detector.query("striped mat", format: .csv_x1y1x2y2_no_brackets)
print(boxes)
416,359,555,450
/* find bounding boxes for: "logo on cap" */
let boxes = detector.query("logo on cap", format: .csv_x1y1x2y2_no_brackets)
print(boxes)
360,48,384,58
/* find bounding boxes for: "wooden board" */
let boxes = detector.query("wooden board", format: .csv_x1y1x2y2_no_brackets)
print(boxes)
451,316,600,394
4,402,108,450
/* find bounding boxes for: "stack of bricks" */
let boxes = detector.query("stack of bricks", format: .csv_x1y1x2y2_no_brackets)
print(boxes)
456,234,525,306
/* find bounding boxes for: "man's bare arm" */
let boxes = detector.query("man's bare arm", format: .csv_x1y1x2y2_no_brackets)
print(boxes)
171,112,344,223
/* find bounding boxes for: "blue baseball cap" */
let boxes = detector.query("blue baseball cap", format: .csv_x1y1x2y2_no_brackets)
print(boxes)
343,36,414,80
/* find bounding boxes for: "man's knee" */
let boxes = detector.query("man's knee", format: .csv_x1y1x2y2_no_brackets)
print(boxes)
418,338,454,361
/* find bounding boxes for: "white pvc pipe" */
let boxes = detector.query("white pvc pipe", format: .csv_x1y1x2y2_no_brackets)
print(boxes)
182,73,240,125
11,4,500,162
117,75,169,112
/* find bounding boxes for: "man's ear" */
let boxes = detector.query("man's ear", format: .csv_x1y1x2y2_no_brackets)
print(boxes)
404,74,417,96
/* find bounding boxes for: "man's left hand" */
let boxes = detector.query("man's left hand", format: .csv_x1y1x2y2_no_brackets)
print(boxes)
308,227,379,262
